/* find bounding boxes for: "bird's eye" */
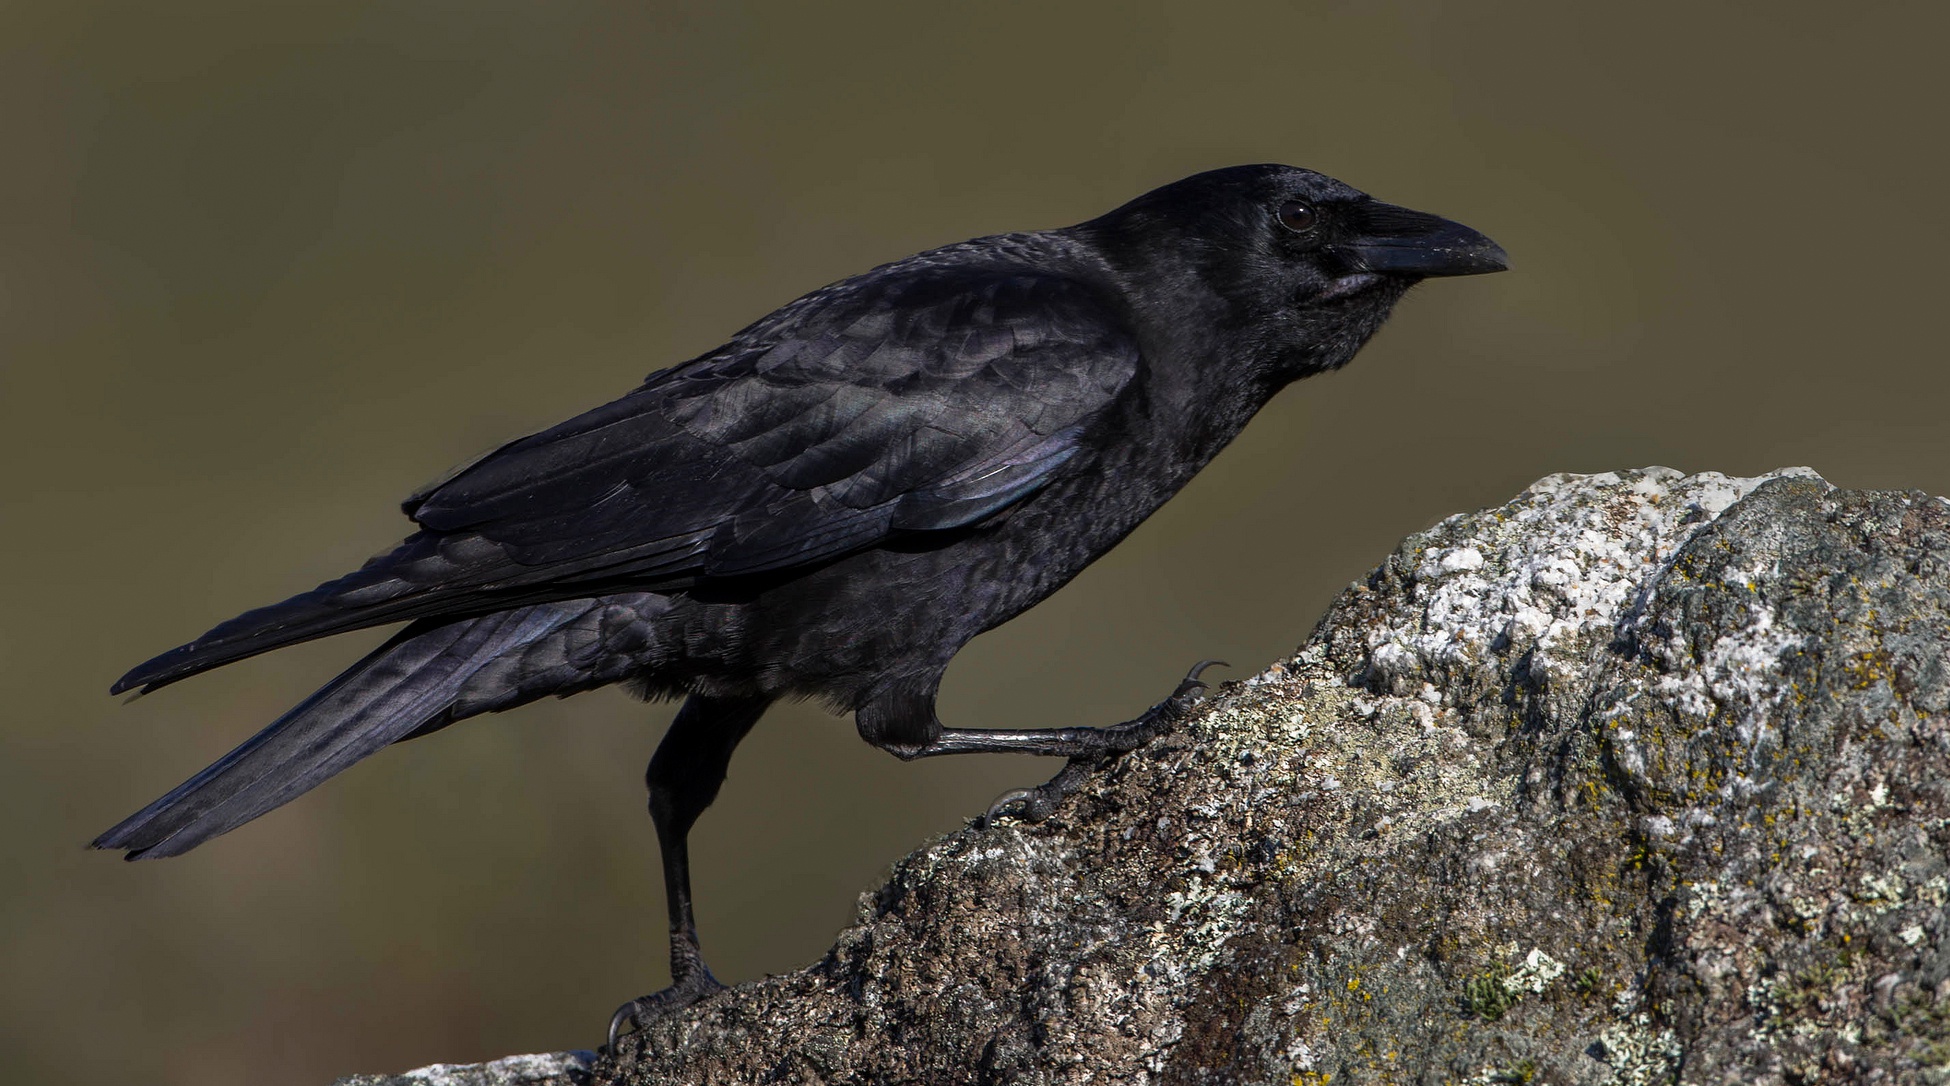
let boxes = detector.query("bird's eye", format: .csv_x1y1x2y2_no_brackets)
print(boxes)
1276,200,1318,233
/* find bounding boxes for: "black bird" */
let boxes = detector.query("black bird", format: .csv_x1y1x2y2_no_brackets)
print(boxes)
97,164,1505,1042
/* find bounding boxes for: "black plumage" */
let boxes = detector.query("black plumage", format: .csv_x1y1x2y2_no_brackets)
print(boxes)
97,164,1505,1040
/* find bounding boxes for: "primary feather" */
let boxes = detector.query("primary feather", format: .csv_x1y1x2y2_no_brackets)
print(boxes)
112,259,1138,696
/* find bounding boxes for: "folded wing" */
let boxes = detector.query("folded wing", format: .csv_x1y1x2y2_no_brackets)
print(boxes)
114,263,1140,694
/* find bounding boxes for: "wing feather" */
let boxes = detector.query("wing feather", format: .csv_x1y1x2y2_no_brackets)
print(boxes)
113,256,1139,694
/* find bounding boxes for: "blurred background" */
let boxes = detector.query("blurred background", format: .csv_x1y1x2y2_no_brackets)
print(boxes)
4,2,1946,1082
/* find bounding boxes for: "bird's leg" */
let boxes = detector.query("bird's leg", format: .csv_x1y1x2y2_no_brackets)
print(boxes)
981,659,1223,823
607,694,769,1050
897,661,1225,824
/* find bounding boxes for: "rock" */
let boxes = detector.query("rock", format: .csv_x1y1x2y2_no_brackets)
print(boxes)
347,468,1950,1084
332,1050,593,1086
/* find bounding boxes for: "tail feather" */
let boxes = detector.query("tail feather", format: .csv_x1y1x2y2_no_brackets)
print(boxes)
110,534,470,696
111,529,701,697
94,606,576,860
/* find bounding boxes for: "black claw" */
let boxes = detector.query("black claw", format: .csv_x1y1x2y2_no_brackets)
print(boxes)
983,783,1060,826
1190,658,1229,680
979,660,1227,828
983,756,1098,826
1178,659,1228,694
605,970,726,1050
606,1003,639,1051
983,786,1037,824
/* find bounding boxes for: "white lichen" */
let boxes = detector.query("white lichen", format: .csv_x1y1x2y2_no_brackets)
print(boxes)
1596,1013,1683,1086
1503,947,1567,995
1362,468,1823,696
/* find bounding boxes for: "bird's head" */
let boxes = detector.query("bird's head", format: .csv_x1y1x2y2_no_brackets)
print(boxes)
1078,163,1507,379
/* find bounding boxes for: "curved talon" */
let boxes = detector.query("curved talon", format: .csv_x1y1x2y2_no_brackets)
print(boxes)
605,970,726,1050
984,756,1101,826
607,1003,639,1050
984,787,1037,825
1180,659,1229,693
984,784,1063,826
977,660,1230,829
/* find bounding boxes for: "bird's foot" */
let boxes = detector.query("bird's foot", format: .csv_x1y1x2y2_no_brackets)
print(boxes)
984,659,1224,825
605,965,726,1050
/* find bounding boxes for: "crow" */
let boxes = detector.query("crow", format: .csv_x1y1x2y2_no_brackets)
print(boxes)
96,164,1505,1043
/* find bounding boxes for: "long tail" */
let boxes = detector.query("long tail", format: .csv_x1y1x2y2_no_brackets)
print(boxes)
94,604,588,860
109,532,576,697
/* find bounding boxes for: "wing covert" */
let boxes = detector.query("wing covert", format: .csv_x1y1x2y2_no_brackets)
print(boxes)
406,264,1139,589
110,260,1141,694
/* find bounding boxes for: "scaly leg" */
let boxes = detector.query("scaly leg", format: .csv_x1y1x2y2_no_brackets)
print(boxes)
607,694,769,1049
902,660,1224,824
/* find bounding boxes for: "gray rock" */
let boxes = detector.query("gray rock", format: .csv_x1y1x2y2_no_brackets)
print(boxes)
332,1050,593,1086
351,468,1950,1084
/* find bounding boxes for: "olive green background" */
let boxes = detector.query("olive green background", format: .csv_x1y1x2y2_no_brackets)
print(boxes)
4,3,1945,1083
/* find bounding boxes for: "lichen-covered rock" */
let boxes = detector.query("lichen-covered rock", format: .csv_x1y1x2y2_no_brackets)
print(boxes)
332,1050,593,1086
347,468,1950,1085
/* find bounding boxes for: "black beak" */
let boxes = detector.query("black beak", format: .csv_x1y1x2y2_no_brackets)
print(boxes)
1333,200,1508,277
